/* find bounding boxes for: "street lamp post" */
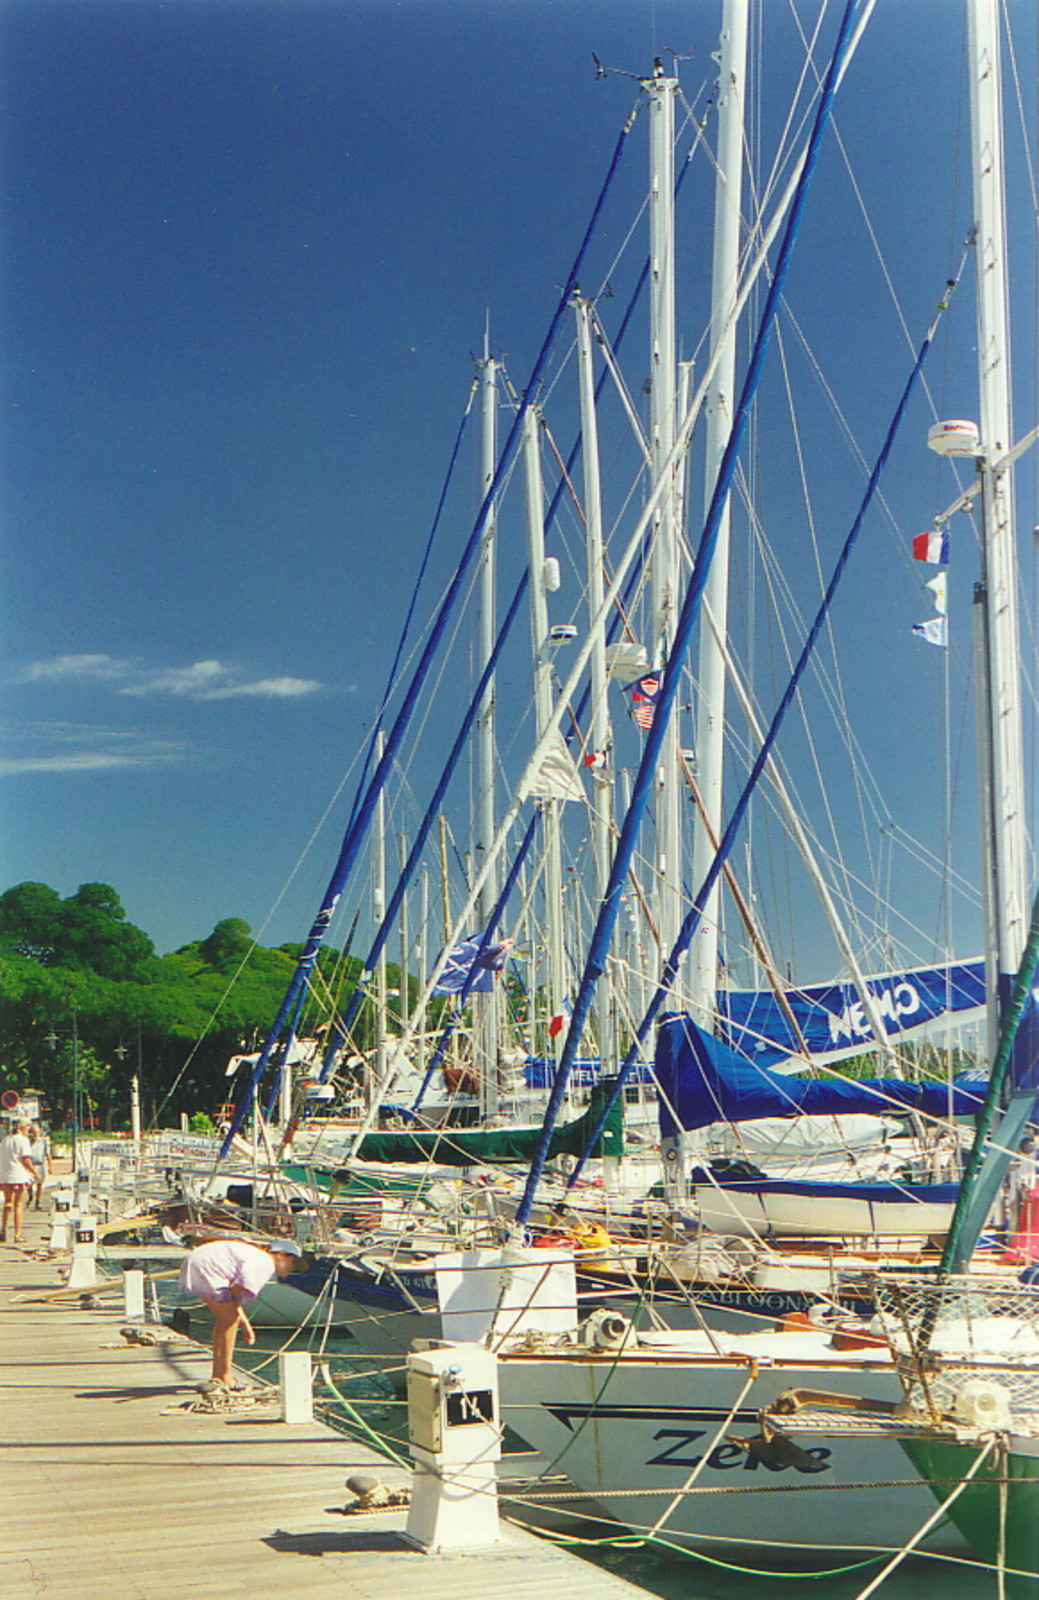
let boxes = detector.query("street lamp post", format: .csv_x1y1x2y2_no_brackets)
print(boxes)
45,1010,80,1175
114,1022,143,1143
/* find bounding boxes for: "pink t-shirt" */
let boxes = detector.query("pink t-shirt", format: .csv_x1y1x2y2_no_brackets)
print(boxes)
178,1239,276,1303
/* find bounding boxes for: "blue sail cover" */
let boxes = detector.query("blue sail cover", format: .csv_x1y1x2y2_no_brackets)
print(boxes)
716,959,986,1070
655,1014,987,1137
1008,988,1039,1099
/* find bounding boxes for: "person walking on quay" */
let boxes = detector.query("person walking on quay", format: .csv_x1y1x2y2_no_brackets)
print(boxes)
0,1119,39,1243
28,1124,51,1210
178,1236,303,1394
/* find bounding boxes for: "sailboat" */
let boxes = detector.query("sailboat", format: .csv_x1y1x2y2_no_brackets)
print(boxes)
484,0,1039,1567
159,7,1036,1570
716,903,1039,1589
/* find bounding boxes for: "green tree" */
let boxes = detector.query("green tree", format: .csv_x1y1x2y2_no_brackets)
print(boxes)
0,880,155,982
200,918,254,973
0,881,62,958
59,884,156,980
70,883,125,918
0,879,380,1128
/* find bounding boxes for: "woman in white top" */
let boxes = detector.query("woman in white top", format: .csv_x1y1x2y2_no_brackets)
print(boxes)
0,1119,38,1243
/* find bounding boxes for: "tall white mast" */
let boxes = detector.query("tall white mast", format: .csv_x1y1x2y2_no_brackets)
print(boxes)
689,0,749,1026
373,729,387,1113
575,292,616,1075
476,336,500,1112
967,0,1027,1049
398,832,410,1037
524,405,567,1069
416,865,428,1086
647,64,684,998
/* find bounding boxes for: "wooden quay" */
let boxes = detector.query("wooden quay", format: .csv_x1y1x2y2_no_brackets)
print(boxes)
0,1207,648,1600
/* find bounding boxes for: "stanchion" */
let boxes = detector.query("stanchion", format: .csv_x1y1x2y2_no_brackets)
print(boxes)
49,1184,74,1251
123,1268,145,1320
279,1351,313,1423
66,1212,98,1291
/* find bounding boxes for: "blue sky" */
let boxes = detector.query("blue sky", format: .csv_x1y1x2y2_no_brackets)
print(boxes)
1,0,1035,981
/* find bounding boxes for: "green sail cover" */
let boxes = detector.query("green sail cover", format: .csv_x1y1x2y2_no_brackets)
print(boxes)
329,1076,623,1171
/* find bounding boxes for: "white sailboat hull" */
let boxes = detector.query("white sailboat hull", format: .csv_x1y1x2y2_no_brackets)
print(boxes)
498,1335,967,1557
693,1183,957,1240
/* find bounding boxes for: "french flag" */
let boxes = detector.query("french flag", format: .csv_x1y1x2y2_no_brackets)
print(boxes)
912,529,949,564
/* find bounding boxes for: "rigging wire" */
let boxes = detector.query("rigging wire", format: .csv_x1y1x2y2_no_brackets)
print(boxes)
564,245,970,1196
515,0,871,1230
218,102,641,1156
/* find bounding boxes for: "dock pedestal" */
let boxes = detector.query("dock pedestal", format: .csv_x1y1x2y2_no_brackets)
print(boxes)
405,1342,502,1553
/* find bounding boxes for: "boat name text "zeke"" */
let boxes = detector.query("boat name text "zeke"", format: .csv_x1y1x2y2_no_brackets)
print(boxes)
646,1428,831,1473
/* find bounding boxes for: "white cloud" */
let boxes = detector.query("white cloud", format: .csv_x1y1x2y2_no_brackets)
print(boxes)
23,653,131,685
17,654,323,701
203,676,323,700
0,722,189,776
0,752,144,774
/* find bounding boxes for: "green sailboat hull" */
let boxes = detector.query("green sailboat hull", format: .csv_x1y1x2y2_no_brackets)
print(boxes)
900,1436,1039,1598
335,1075,623,1169
282,1076,623,1186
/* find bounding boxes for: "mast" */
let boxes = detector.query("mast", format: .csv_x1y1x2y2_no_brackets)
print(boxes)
575,292,616,1076
416,865,428,1086
967,0,1028,1049
437,813,458,1089
398,832,410,1037
476,338,501,1112
373,730,387,1113
689,0,749,1027
647,63,684,999
523,405,567,1072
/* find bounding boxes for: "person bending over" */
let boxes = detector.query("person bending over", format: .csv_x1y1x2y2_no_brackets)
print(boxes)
178,1235,302,1392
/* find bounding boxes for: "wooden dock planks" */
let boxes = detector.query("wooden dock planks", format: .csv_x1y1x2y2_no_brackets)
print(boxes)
0,1213,647,1600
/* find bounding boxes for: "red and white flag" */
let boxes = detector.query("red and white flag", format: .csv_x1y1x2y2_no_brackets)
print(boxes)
912,529,949,564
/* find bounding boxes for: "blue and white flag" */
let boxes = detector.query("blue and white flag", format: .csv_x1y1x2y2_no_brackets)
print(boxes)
912,615,947,647
432,933,510,996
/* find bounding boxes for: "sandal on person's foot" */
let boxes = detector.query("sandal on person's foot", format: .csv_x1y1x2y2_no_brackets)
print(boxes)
196,1377,228,1396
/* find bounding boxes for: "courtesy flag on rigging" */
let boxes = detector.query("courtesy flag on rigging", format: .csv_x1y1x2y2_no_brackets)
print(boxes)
912,615,948,647
912,529,949,564
630,673,660,730
548,995,573,1038
432,934,511,995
